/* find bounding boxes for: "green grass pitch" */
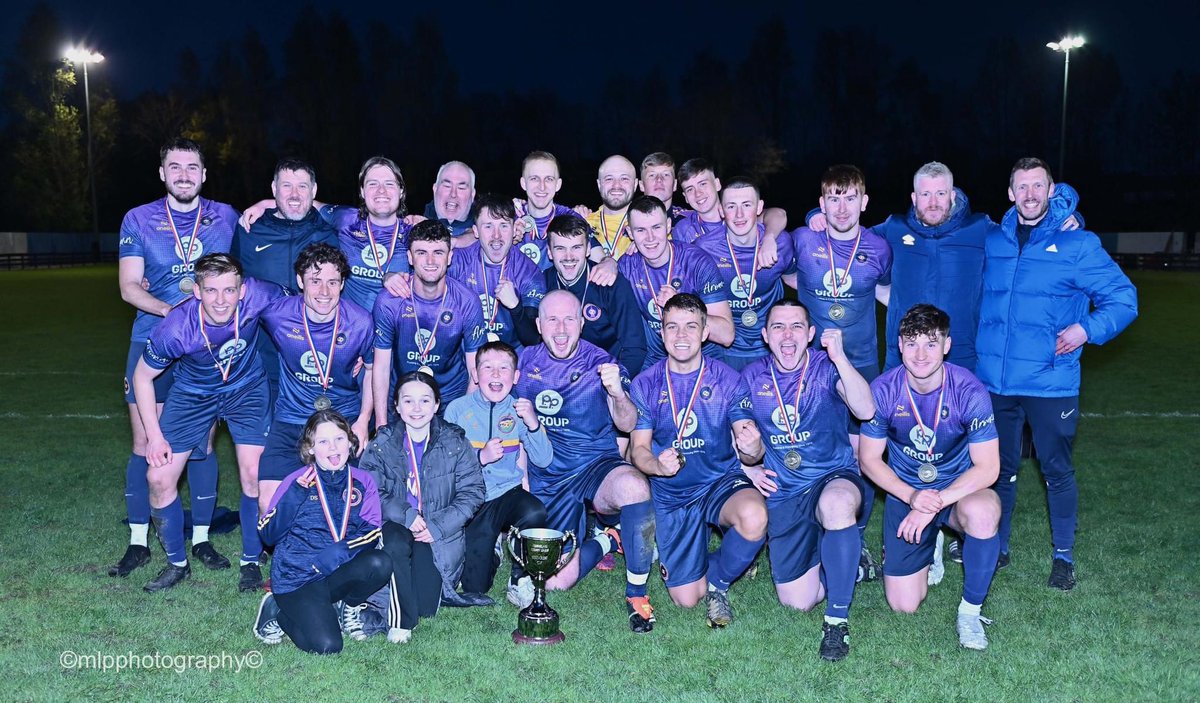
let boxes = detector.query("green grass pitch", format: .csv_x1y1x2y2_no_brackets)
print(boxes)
1,267,1197,703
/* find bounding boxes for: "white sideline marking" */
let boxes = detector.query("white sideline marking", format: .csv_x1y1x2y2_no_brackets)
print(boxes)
0,371,106,376
1081,411,1200,418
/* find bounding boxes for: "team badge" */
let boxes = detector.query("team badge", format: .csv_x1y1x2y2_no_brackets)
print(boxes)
498,415,516,434
201,216,212,226
699,386,712,400
583,304,602,321
856,252,868,263
441,311,454,324
342,487,363,507
569,371,581,384
336,333,347,346
941,406,950,420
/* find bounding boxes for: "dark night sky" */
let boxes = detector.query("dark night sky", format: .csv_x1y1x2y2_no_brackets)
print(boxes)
8,0,1199,101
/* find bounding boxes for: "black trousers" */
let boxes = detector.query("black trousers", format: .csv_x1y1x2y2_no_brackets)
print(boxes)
274,549,392,655
461,486,547,593
381,521,442,630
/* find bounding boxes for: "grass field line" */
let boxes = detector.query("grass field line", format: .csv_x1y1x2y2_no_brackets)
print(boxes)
2,410,1197,422
0,370,107,375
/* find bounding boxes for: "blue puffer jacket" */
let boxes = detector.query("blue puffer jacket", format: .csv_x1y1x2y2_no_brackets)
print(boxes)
976,184,1137,397
878,188,994,372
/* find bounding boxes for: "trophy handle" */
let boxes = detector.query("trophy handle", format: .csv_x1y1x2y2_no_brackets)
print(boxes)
553,531,577,575
504,526,526,570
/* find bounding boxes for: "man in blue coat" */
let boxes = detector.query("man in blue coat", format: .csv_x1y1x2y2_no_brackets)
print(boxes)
977,157,1137,590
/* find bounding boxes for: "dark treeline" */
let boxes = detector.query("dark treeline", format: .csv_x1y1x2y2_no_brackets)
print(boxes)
3,4,1198,234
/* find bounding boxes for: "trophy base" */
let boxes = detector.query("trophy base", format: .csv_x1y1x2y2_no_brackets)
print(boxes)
512,629,565,646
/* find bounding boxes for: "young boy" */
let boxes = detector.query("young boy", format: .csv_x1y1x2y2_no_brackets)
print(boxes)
443,341,552,606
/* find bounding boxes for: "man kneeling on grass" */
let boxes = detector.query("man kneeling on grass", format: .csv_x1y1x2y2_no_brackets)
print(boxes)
857,304,1001,650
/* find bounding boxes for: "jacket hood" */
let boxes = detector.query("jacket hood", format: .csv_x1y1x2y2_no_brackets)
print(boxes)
1001,182,1079,233
904,187,974,238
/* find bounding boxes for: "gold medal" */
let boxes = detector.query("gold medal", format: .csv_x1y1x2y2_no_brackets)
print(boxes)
417,365,434,377
740,309,758,327
486,332,500,343
918,462,938,483
784,450,802,469
179,277,195,294
314,395,332,411
829,302,846,321
675,448,686,469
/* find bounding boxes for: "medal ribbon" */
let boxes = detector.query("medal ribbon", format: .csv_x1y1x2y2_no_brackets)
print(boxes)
312,463,352,542
641,243,677,319
768,349,811,444
824,231,862,297
726,231,762,310
905,372,947,457
665,360,706,451
301,304,341,392
404,434,424,513
197,301,241,383
412,286,450,365
365,219,402,278
165,197,202,267
479,251,508,330
598,210,629,255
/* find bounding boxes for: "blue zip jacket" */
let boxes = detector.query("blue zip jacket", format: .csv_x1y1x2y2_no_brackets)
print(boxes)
232,208,337,294
976,183,1137,397
876,188,994,371
259,465,383,595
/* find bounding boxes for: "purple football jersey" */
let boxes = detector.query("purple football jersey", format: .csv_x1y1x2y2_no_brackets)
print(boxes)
631,358,744,509
731,350,856,501
142,278,283,394
861,363,997,490
119,197,238,341
617,241,728,367
320,205,411,311
262,295,375,424
514,341,630,491
372,277,486,403
791,227,892,369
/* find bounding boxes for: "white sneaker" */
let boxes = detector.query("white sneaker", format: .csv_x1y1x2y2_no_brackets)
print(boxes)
507,576,535,608
956,612,992,650
387,627,412,644
928,531,946,586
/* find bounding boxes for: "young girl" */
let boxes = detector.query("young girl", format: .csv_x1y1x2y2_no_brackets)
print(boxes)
360,372,486,643
254,410,392,654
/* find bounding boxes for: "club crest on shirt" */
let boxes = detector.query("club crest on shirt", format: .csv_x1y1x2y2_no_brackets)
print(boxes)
201,216,212,226
520,242,542,264
856,252,868,263
174,236,204,263
770,405,799,433
675,410,698,438
361,242,388,267
343,486,363,507
730,273,753,299
941,406,950,420
535,390,564,416
583,303,602,321
909,426,935,452
336,333,347,346
300,351,329,376
700,386,713,400
821,269,853,295
569,371,581,384
211,338,246,363
498,414,516,434
441,311,454,324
